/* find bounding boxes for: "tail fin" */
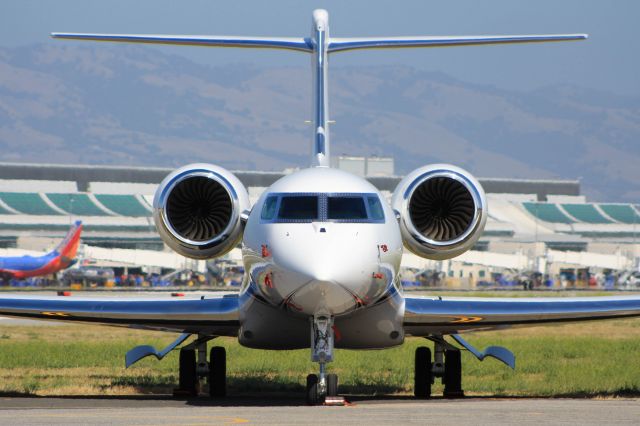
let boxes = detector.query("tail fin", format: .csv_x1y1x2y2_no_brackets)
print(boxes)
56,221,83,260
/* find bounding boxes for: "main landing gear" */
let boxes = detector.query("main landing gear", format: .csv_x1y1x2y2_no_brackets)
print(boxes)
414,338,464,399
306,314,340,405
174,337,227,398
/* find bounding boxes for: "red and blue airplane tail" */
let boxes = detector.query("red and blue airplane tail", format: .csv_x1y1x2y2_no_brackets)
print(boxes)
56,220,83,265
0,221,83,281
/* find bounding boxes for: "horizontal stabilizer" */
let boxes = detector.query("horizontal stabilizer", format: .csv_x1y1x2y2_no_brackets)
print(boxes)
51,33,312,52
328,34,588,52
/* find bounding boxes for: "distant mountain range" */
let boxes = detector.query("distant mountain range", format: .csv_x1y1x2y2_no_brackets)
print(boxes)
1,44,639,201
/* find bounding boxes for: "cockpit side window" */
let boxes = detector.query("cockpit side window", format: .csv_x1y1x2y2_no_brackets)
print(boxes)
260,195,278,220
327,196,368,220
367,195,385,221
278,196,319,220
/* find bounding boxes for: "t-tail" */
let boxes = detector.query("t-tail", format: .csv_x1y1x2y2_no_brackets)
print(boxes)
52,9,587,168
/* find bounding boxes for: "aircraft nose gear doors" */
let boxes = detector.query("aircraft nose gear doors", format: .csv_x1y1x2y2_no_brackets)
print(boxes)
306,314,339,405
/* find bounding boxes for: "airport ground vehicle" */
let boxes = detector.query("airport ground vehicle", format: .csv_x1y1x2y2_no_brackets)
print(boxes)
60,266,115,286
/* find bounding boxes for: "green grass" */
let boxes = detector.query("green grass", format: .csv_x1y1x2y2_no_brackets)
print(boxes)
0,319,639,397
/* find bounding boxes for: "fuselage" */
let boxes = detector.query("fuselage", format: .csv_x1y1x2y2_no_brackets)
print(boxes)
242,167,403,316
236,168,406,350
0,252,71,280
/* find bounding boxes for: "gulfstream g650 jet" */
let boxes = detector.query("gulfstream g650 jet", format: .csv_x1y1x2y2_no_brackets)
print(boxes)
0,9,637,404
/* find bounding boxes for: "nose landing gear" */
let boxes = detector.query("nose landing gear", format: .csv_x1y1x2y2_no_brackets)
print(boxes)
306,314,340,405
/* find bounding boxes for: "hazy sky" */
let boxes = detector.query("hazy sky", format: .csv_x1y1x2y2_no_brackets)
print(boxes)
1,0,638,95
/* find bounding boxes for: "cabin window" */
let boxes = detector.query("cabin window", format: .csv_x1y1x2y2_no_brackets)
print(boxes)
327,196,368,220
260,195,278,220
278,196,319,220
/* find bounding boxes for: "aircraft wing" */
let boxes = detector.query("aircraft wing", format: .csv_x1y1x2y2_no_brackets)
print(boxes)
0,294,240,336
403,295,640,336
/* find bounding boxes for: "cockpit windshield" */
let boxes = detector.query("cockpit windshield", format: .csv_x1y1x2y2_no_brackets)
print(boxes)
327,196,367,220
260,193,385,223
278,196,319,220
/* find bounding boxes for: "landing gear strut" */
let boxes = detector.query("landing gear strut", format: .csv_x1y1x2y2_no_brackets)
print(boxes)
175,337,227,398
306,315,338,405
414,338,464,398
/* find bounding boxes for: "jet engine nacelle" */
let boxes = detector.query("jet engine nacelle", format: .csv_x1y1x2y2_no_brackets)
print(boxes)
153,163,250,260
391,164,487,260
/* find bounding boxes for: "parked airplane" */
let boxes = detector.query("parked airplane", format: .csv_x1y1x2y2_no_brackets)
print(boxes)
0,221,82,282
0,10,638,404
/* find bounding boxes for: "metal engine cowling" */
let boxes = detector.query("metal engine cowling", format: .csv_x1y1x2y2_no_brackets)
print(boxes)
391,164,487,260
153,163,250,259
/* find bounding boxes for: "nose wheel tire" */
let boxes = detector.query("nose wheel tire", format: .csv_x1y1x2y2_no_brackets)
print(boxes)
306,374,320,405
414,346,432,398
443,349,464,398
178,348,198,396
209,346,227,398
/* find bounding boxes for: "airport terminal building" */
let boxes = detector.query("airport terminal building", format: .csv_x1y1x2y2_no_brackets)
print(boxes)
0,160,638,285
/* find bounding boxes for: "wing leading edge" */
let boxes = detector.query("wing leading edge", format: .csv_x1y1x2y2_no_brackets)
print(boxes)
404,295,640,336
0,294,240,336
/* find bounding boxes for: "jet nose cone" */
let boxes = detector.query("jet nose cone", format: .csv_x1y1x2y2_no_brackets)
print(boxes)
287,279,356,316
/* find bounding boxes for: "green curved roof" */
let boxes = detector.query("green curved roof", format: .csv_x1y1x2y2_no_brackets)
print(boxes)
562,204,612,224
0,193,62,215
523,202,574,224
47,193,107,216
94,194,151,217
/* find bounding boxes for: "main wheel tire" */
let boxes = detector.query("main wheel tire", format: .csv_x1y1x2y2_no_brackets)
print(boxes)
209,346,227,398
306,374,320,405
179,348,198,396
414,346,432,398
443,349,464,398
326,373,338,397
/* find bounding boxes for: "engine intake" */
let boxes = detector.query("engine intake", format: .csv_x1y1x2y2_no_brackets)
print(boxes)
391,164,486,260
153,164,250,259
166,176,233,242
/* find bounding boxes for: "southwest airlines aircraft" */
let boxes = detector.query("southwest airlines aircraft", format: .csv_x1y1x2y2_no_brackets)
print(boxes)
0,221,82,282
0,10,638,404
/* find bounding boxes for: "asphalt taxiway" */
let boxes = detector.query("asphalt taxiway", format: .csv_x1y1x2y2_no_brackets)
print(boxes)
0,396,638,425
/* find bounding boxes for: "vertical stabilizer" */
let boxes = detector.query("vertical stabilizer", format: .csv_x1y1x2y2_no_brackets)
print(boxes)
56,221,83,260
310,9,330,167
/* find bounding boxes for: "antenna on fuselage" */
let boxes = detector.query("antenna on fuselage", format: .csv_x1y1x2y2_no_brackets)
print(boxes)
51,9,587,168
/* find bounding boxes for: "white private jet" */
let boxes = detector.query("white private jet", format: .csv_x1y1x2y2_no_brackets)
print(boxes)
1,9,638,405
